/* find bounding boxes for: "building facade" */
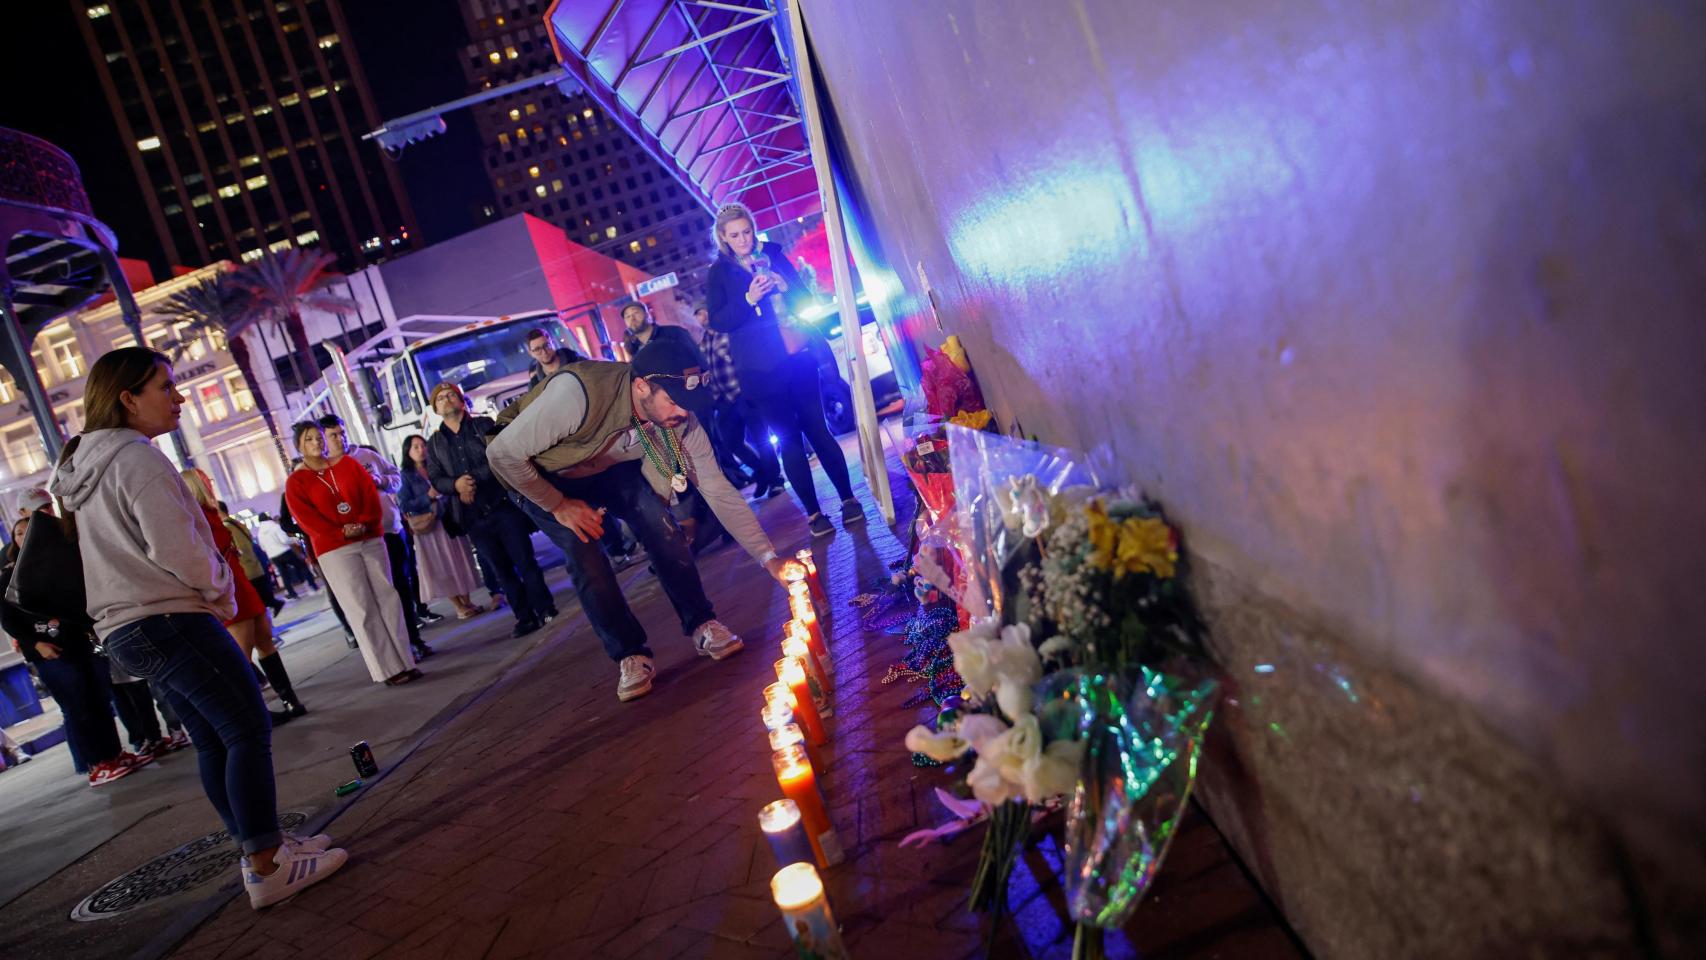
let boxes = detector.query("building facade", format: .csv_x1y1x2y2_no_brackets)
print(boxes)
71,0,420,273
455,1,717,297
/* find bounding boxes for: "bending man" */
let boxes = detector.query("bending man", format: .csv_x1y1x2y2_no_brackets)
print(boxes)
486,338,788,702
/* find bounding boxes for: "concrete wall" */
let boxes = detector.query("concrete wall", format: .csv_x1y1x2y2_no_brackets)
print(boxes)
798,0,1706,955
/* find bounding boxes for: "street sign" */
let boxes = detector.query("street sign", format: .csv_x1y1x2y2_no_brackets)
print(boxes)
634,272,678,298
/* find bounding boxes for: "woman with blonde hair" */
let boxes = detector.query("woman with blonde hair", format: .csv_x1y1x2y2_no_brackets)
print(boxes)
285,420,419,685
704,201,862,538
181,468,306,721
48,347,345,908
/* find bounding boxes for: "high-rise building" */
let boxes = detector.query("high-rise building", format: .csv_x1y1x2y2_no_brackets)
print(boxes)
456,1,717,297
71,0,419,272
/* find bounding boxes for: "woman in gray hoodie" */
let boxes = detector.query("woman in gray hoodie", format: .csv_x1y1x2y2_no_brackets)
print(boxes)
48,348,346,910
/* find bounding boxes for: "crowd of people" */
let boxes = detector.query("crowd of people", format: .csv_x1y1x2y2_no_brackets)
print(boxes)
0,201,862,911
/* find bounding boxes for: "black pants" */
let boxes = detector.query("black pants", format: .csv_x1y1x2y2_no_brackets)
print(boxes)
110,678,163,749
748,354,855,516
249,574,281,612
382,532,424,643
465,501,555,623
513,461,713,662
715,398,781,489
270,550,316,593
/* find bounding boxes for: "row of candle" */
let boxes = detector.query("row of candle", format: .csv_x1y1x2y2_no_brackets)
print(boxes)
759,549,849,958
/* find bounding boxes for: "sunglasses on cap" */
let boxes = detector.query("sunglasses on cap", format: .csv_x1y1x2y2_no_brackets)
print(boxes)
644,372,704,391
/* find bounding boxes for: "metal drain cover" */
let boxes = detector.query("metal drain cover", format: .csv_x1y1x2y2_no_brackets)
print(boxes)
70,811,310,921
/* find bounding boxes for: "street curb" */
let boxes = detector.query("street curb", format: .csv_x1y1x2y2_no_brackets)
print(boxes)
128,621,567,960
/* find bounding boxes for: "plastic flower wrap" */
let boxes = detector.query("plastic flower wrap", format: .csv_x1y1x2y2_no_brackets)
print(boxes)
922,345,985,419
1065,665,1219,929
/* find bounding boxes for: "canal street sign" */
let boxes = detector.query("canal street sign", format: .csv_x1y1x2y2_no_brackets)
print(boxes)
634,272,678,298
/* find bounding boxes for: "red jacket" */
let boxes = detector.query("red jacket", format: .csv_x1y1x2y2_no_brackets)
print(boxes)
284,456,382,557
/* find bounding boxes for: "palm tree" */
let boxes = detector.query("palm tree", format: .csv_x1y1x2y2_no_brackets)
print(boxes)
155,271,291,473
237,248,356,392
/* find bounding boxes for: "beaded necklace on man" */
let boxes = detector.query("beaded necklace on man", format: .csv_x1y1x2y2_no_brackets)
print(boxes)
632,416,689,496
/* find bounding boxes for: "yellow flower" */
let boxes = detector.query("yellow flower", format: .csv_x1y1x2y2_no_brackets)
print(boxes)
1114,516,1178,579
1085,500,1119,570
942,335,972,373
949,409,992,430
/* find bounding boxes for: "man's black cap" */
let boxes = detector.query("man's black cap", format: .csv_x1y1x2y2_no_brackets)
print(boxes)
631,338,712,415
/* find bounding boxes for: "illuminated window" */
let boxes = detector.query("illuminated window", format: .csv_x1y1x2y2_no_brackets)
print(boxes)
280,92,301,106
488,50,501,64
36,326,85,383
137,136,162,151
225,373,255,412
207,328,227,351
3,425,47,478
528,165,540,178
524,103,537,115
534,184,547,198
605,225,617,239
495,15,505,25
196,121,217,133
241,155,261,167
87,4,111,18
199,383,230,422
245,174,268,190
295,229,320,245
217,435,284,499
218,184,241,198
225,112,243,124
172,323,208,361
318,34,339,49
551,179,563,193
508,108,520,121
495,176,506,188
497,132,509,147
241,248,265,262
309,86,328,99
516,127,527,140
505,46,518,60
558,135,568,146
254,104,273,116
628,240,641,253
582,108,593,119
645,235,657,248
0,368,14,403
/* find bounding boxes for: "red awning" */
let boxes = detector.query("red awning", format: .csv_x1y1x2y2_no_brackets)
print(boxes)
546,0,820,228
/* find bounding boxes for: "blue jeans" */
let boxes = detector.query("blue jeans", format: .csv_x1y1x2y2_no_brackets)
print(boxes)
104,613,281,855
35,653,122,774
512,460,714,662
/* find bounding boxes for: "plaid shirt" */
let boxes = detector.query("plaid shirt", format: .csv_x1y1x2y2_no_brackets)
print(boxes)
701,327,741,404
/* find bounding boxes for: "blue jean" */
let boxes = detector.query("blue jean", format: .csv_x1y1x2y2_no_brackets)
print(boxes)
35,653,123,774
103,613,282,855
512,460,714,662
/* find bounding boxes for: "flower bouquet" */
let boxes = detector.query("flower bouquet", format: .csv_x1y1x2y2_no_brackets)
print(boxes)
904,426,1216,958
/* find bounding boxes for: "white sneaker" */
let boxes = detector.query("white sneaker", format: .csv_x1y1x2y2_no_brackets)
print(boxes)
617,655,655,702
284,830,333,852
693,620,744,660
244,839,347,909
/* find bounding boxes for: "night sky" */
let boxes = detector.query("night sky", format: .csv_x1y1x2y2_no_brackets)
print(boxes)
0,0,494,275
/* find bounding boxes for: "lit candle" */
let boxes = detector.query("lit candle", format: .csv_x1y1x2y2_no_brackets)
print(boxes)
786,615,830,676
772,744,843,867
768,720,822,773
775,657,826,745
782,630,834,708
758,799,815,870
795,548,826,609
764,680,796,713
760,699,794,732
788,579,820,625
770,863,849,958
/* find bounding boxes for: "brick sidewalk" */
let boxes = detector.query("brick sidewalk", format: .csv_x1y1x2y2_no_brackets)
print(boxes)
169,469,1301,960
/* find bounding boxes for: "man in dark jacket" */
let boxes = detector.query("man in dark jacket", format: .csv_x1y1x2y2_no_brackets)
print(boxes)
620,301,699,359
424,381,555,637
524,327,584,388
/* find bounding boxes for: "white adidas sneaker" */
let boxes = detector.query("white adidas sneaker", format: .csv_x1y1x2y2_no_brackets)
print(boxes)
693,620,744,660
617,654,656,702
244,838,348,909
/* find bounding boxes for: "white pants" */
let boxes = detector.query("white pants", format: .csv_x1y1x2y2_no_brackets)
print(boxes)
320,538,415,683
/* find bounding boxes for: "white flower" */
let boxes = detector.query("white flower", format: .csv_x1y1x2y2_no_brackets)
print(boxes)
990,624,1042,688
1018,739,1084,801
994,677,1033,719
956,713,1009,751
1037,634,1074,663
967,754,1019,805
996,713,1043,765
947,621,1000,695
904,724,969,761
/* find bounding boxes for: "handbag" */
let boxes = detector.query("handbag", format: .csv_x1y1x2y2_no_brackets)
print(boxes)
406,510,438,534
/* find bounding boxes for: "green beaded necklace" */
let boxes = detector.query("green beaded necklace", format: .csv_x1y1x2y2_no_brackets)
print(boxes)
632,416,689,493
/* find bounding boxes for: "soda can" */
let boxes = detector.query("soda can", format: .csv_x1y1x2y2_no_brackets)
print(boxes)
350,741,379,778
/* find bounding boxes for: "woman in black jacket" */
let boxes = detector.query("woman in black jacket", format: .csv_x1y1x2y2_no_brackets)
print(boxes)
704,202,862,538
1,512,152,785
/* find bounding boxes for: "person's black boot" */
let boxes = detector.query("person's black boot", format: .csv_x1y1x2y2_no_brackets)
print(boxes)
258,652,308,717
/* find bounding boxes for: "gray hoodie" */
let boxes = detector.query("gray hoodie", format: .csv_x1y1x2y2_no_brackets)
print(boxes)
47,428,236,639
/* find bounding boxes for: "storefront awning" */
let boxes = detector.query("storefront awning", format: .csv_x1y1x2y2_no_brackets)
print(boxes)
545,0,820,228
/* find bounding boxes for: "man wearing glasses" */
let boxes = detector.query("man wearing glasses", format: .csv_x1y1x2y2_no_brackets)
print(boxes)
486,339,789,702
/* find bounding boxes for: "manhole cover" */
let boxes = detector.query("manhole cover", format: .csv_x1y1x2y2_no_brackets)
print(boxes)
70,811,309,921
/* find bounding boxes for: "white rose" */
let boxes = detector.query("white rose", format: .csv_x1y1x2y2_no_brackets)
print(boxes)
1019,739,1084,801
967,754,1018,805
949,630,998,696
904,724,968,761
956,714,1009,752
996,714,1042,766
994,677,1034,720
1037,634,1074,663
990,623,1043,687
